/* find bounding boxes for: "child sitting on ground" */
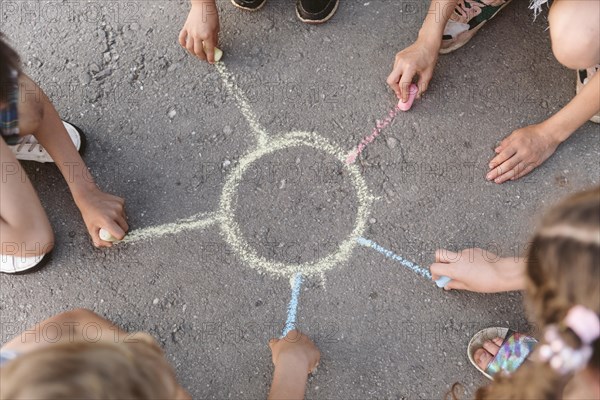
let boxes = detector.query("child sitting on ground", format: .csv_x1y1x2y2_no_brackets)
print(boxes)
0,33,128,274
432,187,599,398
387,0,600,183
0,308,320,399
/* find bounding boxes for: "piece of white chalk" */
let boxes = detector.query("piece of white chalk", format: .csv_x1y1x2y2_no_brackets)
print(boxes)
398,83,418,111
99,228,119,243
214,48,223,62
435,276,452,288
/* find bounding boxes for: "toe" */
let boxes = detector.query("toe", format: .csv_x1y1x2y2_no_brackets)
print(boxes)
482,339,501,356
474,348,494,370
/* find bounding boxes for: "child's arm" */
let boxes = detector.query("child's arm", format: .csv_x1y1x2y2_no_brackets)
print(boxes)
18,74,128,247
179,0,220,63
487,71,600,183
268,331,320,400
429,248,527,292
387,0,459,101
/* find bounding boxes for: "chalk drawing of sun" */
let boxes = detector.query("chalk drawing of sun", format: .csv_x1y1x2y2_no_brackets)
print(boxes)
124,62,436,335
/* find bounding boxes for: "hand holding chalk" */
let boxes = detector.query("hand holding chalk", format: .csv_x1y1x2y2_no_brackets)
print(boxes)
269,330,321,374
99,228,120,243
397,83,418,111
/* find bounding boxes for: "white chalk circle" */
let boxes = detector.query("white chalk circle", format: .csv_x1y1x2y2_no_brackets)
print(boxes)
218,131,374,278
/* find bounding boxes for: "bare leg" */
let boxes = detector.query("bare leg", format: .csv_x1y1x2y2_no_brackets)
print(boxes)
549,0,600,70
0,138,53,258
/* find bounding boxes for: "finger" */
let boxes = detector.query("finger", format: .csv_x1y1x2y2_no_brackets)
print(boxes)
511,163,535,181
435,249,460,263
203,39,216,64
483,340,501,356
285,329,302,342
494,138,508,154
103,221,126,241
186,36,195,56
488,146,516,170
193,39,207,61
494,159,525,184
416,70,432,98
115,216,129,234
487,150,518,181
398,68,415,103
444,279,467,291
91,229,112,248
430,262,454,280
178,29,188,49
386,65,403,99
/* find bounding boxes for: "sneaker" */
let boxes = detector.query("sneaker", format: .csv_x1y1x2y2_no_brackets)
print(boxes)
231,0,267,11
296,0,339,24
0,253,46,274
8,121,85,163
440,0,512,54
576,65,600,124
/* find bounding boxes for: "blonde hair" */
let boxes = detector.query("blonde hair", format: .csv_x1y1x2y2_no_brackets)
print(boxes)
0,339,180,399
476,187,600,399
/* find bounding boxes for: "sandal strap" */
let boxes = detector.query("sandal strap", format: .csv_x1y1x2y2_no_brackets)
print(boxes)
485,330,538,377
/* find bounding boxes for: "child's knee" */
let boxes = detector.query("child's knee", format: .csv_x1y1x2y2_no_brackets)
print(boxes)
7,224,55,257
549,0,600,70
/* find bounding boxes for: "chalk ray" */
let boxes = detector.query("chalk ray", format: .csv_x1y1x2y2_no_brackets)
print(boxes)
124,212,221,243
215,62,270,148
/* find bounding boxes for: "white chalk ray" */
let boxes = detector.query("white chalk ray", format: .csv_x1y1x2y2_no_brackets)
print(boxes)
215,62,270,148
124,212,221,243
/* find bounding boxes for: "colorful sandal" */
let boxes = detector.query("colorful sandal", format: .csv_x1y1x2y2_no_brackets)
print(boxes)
468,327,538,380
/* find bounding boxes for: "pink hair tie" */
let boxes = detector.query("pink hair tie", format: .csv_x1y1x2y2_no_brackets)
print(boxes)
565,305,600,345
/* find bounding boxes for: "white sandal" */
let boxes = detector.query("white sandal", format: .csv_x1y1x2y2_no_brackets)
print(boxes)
468,327,537,380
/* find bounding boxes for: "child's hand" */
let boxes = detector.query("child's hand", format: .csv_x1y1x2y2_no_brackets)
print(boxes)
74,187,128,248
269,330,320,374
486,123,561,184
179,1,220,63
387,39,439,102
429,249,526,293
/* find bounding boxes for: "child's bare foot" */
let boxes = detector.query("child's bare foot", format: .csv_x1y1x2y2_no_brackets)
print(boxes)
473,337,503,369
486,123,561,183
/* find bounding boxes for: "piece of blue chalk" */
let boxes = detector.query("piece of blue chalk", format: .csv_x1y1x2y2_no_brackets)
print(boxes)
435,276,452,288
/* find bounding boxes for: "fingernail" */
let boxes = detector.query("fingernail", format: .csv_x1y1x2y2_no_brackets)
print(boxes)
486,173,493,180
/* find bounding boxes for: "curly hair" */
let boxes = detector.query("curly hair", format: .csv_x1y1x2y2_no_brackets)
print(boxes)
476,187,600,399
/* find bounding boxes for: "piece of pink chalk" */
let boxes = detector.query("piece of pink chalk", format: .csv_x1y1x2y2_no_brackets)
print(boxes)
397,83,418,111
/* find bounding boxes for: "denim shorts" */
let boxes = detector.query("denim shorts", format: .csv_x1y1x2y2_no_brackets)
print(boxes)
0,69,20,145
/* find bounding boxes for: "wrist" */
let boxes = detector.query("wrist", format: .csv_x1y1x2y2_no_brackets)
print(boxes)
539,119,574,145
496,257,527,292
70,179,99,202
416,28,442,52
